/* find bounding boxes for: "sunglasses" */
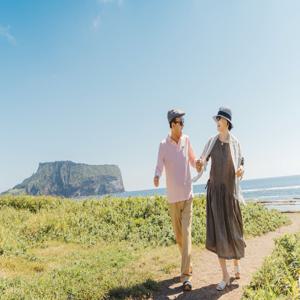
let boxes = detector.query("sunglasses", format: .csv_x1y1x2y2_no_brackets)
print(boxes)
174,119,184,126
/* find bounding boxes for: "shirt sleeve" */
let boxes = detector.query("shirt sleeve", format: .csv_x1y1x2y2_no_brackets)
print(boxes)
154,143,164,177
188,137,196,168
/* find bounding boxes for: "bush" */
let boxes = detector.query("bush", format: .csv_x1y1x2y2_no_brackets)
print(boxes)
242,202,290,237
243,232,300,299
0,195,290,253
0,195,293,300
0,195,64,213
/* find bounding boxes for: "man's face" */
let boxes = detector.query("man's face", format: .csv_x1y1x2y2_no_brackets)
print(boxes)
216,116,228,132
171,117,184,136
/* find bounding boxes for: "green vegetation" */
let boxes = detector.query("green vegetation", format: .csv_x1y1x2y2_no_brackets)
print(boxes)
243,232,300,300
0,195,290,299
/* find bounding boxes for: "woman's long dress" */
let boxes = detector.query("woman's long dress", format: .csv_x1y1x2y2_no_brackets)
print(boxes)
206,138,246,259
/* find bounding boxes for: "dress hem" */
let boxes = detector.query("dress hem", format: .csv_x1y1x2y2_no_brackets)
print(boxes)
205,246,244,260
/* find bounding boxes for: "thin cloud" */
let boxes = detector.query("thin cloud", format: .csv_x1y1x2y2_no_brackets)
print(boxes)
98,0,124,7
92,0,124,31
98,0,114,4
92,14,101,31
0,24,16,45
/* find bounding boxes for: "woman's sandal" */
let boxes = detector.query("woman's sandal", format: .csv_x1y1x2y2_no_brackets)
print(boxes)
216,278,231,291
234,265,241,279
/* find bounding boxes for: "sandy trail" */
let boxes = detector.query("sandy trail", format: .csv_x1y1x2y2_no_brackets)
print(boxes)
153,213,300,300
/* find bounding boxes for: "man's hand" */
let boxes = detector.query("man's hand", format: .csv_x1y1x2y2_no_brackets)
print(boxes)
153,176,160,187
236,166,244,179
196,159,203,173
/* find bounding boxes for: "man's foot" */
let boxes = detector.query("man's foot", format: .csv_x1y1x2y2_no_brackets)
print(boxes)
183,280,192,291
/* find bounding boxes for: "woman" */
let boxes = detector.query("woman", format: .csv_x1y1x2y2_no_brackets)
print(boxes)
194,107,246,291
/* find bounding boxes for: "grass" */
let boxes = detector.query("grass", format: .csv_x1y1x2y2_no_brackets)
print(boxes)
242,232,300,300
0,195,291,299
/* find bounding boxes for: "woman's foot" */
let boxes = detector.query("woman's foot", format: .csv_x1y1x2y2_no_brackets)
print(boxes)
216,275,231,291
234,265,240,279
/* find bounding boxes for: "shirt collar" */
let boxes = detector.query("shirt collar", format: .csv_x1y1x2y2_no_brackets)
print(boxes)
167,133,184,146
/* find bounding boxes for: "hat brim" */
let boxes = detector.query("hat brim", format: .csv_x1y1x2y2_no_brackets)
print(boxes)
213,115,233,128
169,113,185,122
176,113,185,118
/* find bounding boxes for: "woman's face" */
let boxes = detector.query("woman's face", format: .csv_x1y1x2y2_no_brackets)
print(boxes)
216,116,228,133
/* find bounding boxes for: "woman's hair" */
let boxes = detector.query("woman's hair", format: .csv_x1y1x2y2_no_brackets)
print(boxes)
227,121,233,131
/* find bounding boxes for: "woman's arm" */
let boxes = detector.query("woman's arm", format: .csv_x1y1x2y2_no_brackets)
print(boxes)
236,142,245,179
195,138,212,173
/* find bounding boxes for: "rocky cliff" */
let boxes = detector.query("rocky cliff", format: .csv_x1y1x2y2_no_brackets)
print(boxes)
3,161,125,197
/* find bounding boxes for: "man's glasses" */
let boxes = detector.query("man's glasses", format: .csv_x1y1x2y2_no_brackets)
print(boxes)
174,119,184,126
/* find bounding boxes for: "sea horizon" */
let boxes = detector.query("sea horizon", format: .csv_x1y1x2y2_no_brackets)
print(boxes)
115,174,300,212
123,174,300,194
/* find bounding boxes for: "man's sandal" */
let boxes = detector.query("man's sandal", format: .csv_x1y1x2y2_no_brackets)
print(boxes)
183,280,192,291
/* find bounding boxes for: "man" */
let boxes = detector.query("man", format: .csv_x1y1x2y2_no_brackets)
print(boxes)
153,108,200,291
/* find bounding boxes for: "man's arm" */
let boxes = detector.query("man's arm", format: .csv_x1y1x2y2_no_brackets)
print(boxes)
188,137,197,168
154,143,164,187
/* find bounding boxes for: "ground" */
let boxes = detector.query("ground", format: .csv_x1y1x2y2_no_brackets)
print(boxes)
151,213,300,300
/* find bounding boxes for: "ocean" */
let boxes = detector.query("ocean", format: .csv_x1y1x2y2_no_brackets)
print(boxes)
115,175,300,212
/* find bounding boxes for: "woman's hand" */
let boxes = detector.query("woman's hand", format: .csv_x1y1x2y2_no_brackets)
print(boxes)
236,166,244,179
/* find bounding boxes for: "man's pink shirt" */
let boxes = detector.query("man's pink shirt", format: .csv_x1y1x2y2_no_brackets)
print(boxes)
155,134,197,203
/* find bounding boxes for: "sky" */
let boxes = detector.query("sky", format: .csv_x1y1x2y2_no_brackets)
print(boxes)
0,0,300,193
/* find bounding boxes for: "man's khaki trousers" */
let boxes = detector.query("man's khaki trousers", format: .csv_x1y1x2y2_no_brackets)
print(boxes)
168,198,193,282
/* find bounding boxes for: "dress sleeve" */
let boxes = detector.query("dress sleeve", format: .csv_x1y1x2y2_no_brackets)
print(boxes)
238,142,244,166
200,138,212,161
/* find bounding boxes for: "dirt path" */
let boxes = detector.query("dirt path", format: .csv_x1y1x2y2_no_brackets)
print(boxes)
153,213,300,300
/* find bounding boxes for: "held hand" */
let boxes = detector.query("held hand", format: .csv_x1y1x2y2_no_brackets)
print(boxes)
153,176,159,187
196,159,203,173
236,166,244,179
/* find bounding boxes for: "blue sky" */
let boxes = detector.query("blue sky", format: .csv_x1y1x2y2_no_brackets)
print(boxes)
0,0,300,192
